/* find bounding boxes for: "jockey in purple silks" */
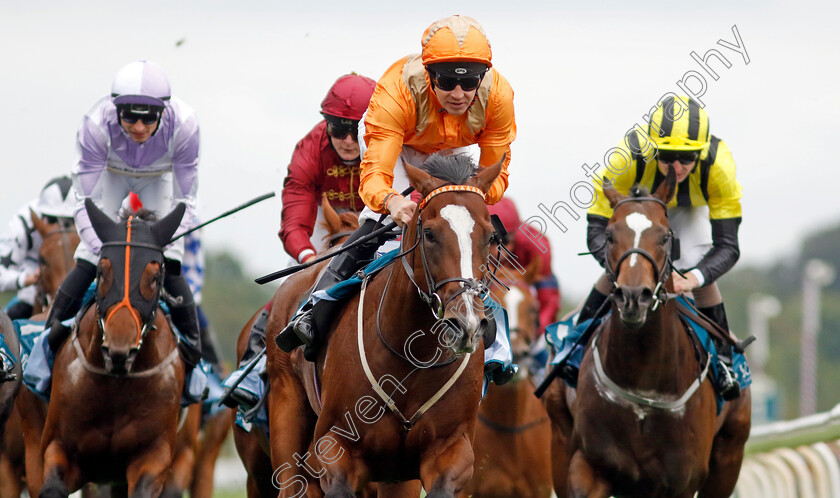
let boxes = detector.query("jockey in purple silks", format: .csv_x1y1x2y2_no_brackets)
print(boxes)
42,60,211,403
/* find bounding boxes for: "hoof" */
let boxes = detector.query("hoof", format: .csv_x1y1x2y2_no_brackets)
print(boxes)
39,480,69,498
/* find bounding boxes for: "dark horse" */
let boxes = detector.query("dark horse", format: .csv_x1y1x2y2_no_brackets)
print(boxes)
38,199,188,497
544,169,751,497
264,156,502,497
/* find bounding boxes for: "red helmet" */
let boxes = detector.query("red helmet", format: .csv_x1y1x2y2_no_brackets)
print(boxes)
320,74,376,121
487,198,520,234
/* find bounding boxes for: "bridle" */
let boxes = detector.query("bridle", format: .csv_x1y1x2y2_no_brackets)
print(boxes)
396,185,490,320
97,216,165,352
603,196,674,312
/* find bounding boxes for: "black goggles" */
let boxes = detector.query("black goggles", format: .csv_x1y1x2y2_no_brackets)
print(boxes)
429,71,483,92
119,109,161,125
658,150,699,165
326,122,359,141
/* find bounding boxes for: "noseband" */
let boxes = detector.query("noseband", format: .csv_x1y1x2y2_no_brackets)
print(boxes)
398,185,489,319
604,196,673,312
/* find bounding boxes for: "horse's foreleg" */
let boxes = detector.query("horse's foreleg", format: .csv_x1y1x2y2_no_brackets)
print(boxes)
699,390,751,498
125,439,173,498
420,433,475,498
162,405,201,497
40,440,75,498
567,451,610,498
269,377,324,497
191,408,234,498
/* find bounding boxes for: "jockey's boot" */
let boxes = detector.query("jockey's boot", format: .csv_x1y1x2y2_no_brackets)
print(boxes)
576,287,609,326
45,260,96,355
221,306,269,410
700,303,741,401
164,265,204,404
276,219,384,359
165,272,202,370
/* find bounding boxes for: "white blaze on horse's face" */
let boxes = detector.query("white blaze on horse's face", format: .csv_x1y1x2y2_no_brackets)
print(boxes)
440,205,479,330
624,212,653,267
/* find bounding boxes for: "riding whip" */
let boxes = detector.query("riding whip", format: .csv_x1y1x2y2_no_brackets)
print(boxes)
255,186,415,285
169,191,276,243
254,221,398,284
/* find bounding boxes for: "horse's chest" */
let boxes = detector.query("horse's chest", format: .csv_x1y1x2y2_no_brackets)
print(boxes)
575,397,708,492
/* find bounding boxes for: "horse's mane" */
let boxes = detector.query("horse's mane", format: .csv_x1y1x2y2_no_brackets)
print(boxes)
628,184,650,198
118,208,158,222
421,153,478,185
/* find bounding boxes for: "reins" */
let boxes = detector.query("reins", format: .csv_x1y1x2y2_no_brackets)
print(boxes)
357,278,471,432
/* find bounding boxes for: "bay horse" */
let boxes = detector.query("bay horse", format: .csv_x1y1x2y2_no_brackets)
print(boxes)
544,168,751,497
38,199,192,497
233,193,371,497
4,212,79,496
466,256,553,498
265,156,502,497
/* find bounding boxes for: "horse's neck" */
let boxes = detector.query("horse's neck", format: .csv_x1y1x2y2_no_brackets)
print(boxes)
600,302,693,388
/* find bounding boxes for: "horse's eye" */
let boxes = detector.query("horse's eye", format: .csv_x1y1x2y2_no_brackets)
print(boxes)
39,255,47,266
660,233,671,245
423,229,436,243
605,231,614,243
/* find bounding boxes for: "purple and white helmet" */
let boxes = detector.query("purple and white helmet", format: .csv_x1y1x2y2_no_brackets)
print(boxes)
110,60,171,107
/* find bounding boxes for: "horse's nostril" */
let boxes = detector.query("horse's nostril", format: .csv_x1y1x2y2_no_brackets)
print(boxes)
613,288,626,305
639,287,654,304
439,318,463,348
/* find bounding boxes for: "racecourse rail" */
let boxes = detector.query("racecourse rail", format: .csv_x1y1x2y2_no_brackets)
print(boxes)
736,403,840,497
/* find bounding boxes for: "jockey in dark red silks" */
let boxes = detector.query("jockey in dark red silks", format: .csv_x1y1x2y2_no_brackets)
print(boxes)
487,198,561,340
222,73,376,410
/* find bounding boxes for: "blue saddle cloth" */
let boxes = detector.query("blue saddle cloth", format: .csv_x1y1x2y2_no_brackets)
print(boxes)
545,296,751,413
10,318,45,369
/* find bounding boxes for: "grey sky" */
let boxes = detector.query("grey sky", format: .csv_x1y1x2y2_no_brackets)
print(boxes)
2,1,838,299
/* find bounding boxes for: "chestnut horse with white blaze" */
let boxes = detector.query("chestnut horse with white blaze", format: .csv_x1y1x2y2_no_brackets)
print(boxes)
265,157,502,497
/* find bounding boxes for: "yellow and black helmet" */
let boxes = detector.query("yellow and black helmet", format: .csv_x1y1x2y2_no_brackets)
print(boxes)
648,95,710,152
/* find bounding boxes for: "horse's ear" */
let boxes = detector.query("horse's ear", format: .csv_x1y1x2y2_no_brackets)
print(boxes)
151,203,186,248
321,193,342,234
472,155,504,194
653,166,677,204
85,198,118,243
405,161,440,197
30,208,49,237
604,178,624,208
